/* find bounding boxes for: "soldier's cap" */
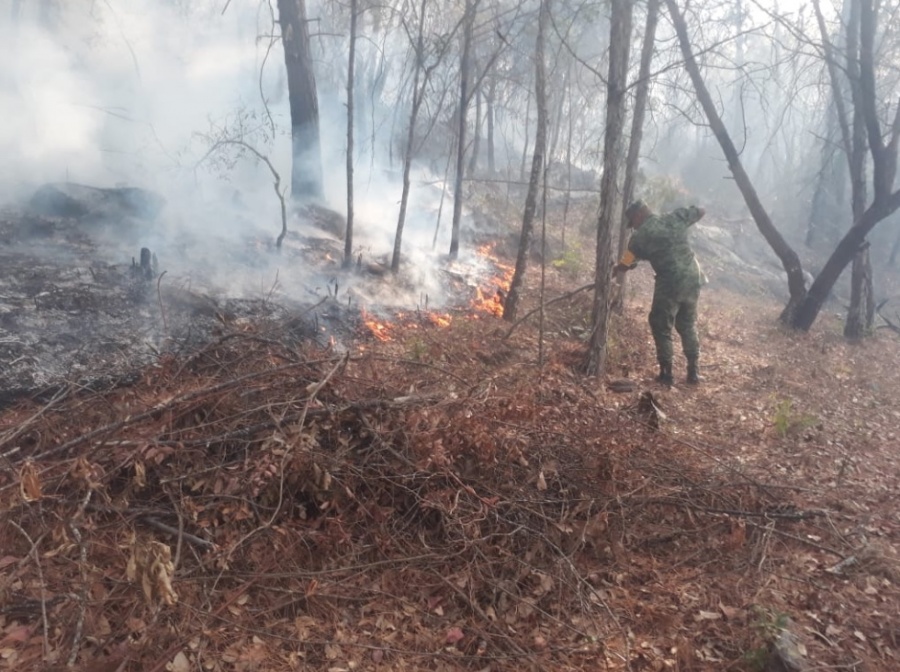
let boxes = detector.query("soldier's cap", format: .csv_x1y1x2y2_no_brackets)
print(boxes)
625,199,647,219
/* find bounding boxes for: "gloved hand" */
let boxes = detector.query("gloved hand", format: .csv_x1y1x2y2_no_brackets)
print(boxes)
612,262,637,277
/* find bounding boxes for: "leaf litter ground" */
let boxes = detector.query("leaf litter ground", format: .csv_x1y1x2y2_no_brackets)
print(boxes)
1,252,899,672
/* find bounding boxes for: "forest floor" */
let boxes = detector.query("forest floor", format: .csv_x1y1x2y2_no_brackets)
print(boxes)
1,219,899,672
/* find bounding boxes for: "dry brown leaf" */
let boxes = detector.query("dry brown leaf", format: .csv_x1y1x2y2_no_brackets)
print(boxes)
18,462,41,502
445,627,464,645
166,651,190,672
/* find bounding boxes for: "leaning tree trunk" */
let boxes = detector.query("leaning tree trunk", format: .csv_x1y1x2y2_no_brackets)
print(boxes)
502,0,549,322
613,0,659,314
793,0,900,331
343,0,358,267
664,0,807,321
277,0,324,201
582,0,633,376
449,0,477,260
793,196,900,330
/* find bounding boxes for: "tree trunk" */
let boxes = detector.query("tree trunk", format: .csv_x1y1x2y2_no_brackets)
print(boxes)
548,66,569,163
845,245,874,338
664,0,807,320
503,0,549,322
561,70,575,249
449,0,477,260
343,0,358,268
582,0,632,376
392,0,429,274
486,79,496,174
805,137,845,250
277,0,324,202
842,0,875,336
468,87,482,176
889,228,900,266
520,92,531,182
612,0,659,314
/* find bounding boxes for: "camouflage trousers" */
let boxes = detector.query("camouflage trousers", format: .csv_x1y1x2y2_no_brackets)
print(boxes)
648,281,701,367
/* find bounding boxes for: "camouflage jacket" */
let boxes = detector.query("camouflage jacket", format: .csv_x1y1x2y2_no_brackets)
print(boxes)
626,206,704,290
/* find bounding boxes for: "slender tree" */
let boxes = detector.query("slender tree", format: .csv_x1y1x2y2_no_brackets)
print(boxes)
583,0,632,375
449,0,477,259
503,0,549,322
392,0,450,273
344,0,359,267
613,0,659,313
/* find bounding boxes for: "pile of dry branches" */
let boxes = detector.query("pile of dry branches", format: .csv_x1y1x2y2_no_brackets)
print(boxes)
0,313,800,671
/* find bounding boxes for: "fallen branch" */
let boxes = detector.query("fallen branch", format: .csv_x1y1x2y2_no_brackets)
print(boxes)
9,522,50,656
67,489,93,668
875,299,900,335
502,283,593,340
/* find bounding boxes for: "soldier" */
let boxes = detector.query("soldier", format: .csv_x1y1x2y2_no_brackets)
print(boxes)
613,200,707,385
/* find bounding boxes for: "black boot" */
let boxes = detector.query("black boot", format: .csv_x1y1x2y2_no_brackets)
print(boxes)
656,362,673,386
686,361,702,385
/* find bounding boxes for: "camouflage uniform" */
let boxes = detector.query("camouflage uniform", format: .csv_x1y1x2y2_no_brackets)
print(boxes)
623,206,705,371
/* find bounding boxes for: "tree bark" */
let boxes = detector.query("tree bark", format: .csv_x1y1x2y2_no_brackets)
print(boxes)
503,0,549,322
392,0,430,273
486,79,496,174
582,0,632,376
842,0,874,337
277,0,324,202
613,0,659,314
343,0,358,268
468,87,482,176
664,0,807,320
449,0,477,260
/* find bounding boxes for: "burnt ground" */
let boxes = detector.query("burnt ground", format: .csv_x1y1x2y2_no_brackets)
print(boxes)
1,197,899,671
0,206,408,410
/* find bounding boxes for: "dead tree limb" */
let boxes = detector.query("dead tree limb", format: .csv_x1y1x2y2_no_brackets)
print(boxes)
503,282,593,340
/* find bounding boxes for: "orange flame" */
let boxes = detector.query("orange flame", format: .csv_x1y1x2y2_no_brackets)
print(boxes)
361,308,453,341
362,308,394,341
471,244,514,317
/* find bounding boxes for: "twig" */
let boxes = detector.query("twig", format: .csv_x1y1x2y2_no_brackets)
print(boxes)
684,505,827,520
220,352,350,571
0,358,336,473
502,283,593,340
141,516,213,553
156,270,169,335
744,519,846,558
9,522,50,656
67,488,93,668
0,385,70,457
